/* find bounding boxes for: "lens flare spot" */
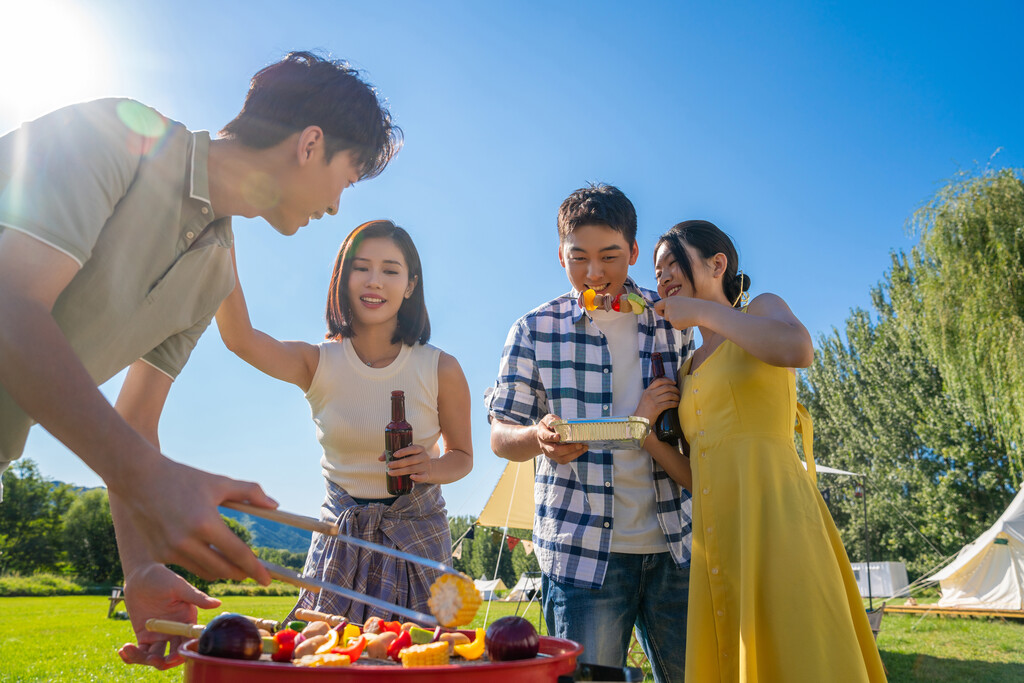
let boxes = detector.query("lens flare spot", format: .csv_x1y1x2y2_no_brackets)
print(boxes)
241,171,281,210
116,100,168,138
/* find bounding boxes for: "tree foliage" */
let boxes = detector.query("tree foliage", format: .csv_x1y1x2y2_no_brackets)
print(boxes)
448,514,539,589
0,460,74,574
799,251,1017,579
896,168,1024,478
63,488,120,584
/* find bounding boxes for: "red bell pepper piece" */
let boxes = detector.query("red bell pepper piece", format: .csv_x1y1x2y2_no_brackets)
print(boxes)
271,629,299,662
331,635,367,663
383,620,402,634
386,629,412,661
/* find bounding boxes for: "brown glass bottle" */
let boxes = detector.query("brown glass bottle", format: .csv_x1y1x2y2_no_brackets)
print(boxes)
385,390,413,495
651,352,684,444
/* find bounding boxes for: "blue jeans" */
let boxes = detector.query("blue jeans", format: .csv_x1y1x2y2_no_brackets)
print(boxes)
542,552,688,683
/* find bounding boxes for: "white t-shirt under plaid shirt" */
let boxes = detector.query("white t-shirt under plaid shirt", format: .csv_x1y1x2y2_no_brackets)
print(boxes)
485,279,695,589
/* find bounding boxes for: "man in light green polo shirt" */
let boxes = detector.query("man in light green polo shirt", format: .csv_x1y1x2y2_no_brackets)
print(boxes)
0,51,401,668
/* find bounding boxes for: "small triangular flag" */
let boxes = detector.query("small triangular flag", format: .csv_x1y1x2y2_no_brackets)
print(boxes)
506,536,520,551
465,526,475,540
521,539,534,555
452,541,463,560
492,530,502,545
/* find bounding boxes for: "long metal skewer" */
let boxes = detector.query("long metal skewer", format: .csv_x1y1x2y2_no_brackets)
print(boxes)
261,560,439,627
222,501,462,577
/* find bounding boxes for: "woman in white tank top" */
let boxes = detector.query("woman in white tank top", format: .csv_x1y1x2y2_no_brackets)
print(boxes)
216,220,473,623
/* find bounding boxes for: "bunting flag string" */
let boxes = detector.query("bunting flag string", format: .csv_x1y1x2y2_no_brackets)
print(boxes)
506,536,521,552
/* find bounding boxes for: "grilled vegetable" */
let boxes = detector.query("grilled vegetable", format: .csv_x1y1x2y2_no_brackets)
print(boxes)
400,641,450,667
427,573,482,627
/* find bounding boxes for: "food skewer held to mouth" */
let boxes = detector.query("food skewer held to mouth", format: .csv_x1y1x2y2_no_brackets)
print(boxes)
577,287,651,314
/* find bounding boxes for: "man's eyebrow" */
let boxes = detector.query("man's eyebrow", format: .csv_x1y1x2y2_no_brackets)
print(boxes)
568,244,624,253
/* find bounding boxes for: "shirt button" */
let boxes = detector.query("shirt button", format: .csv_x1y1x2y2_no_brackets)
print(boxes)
706,527,712,534
693,372,699,378
603,405,609,410
603,522,610,528
693,388,699,394
702,488,710,495
201,206,209,215
717,610,724,617
711,567,719,575
700,430,705,437
701,451,706,458
696,409,702,416
605,481,611,487
186,231,195,240
603,368,609,374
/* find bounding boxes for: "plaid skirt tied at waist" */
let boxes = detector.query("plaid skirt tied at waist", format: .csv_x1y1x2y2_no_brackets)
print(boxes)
287,479,451,624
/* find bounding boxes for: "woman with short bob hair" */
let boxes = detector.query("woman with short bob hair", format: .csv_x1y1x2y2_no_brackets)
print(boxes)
216,219,472,623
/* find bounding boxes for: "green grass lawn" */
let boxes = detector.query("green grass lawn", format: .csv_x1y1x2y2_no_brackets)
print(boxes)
2,595,1023,681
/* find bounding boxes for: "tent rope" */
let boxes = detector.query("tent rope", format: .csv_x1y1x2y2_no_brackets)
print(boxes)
483,460,522,627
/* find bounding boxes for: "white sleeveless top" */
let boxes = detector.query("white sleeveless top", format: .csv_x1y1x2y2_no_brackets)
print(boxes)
305,339,442,499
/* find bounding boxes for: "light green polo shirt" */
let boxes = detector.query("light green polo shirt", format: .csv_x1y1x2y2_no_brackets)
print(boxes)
0,98,236,486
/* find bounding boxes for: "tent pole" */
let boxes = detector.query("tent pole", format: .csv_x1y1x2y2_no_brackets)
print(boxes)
863,477,873,610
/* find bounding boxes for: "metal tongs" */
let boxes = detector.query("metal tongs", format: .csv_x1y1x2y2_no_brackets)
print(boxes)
222,501,461,627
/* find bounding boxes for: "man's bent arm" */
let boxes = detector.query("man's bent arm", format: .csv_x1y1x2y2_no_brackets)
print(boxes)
490,419,543,462
0,230,274,584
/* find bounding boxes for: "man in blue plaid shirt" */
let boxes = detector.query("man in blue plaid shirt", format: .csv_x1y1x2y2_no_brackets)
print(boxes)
486,184,694,682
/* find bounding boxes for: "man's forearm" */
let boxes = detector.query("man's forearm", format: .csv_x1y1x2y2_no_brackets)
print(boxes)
0,293,160,491
490,420,542,462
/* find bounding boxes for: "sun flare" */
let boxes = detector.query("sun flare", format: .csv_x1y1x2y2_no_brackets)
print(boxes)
0,0,110,123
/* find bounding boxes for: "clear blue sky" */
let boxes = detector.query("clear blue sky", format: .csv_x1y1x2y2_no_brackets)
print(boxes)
4,1,1022,521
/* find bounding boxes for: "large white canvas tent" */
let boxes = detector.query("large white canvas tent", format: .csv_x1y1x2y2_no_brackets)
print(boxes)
474,578,507,601
506,573,542,601
926,488,1024,610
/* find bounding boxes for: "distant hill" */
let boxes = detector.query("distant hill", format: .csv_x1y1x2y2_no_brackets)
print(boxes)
219,507,312,554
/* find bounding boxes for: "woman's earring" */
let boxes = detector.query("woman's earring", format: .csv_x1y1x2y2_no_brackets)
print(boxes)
731,270,749,308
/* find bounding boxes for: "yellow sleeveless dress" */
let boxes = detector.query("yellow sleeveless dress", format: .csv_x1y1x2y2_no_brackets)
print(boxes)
680,339,886,682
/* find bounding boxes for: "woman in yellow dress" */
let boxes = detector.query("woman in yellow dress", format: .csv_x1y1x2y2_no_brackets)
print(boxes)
652,220,886,682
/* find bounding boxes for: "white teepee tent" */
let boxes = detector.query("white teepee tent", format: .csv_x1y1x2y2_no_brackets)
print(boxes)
474,578,508,601
926,488,1024,610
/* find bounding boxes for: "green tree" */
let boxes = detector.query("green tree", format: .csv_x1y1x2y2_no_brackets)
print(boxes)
508,528,540,582
895,168,1024,478
799,260,1015,579
0,460,74,574
222,516,252,546
63,488,120,584
448,515,475,576
255,547,305,572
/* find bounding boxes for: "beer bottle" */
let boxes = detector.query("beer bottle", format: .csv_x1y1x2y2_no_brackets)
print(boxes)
651,352,683,444
385,390,413,495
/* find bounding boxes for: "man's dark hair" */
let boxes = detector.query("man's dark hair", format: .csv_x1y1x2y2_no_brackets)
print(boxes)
221,51,402,179
326,220,430,346
556,183,637,246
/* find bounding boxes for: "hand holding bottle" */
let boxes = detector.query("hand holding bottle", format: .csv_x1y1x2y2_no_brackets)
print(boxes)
643,352,683,444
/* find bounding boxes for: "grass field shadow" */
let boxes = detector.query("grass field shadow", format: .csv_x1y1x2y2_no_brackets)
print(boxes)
881,651,1024,683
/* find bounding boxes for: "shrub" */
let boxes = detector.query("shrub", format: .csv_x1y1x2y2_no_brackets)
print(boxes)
207,580,300,597
0,571,85,597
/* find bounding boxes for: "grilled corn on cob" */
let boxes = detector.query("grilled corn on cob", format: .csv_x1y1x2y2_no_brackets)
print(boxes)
294,653,352,667
427,572,482,627
400,641,450,667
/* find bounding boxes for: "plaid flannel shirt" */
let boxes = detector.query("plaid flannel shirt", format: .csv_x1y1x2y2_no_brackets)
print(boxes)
485,278,695,589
